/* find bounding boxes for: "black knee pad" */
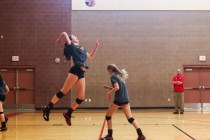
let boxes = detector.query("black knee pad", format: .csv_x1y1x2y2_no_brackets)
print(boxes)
128,117,135,124
56,91,65,99
106,116,112,121
75,98,84,104
0,112,3,114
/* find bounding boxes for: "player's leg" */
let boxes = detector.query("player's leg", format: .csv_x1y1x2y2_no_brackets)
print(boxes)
63,77,85,126
122,103,145,140
173,92,179,114
42,73,78,121
0,101,8,131
101,103,119,140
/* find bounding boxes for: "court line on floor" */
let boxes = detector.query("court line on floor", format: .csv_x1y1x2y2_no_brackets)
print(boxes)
98,119,106,140
172,124,196,140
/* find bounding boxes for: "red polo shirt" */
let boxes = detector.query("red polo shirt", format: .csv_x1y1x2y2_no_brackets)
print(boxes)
172,75,184,92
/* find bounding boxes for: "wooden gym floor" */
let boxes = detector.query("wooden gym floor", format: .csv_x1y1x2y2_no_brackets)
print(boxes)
1,109,210,140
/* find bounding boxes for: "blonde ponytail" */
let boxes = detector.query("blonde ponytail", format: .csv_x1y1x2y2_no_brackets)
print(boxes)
107,64,128,81
119,69,128,81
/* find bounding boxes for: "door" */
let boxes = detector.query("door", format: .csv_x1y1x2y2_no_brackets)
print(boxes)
184,66,210,111
0,68,16,105
201,68,210,109
0,67,35,109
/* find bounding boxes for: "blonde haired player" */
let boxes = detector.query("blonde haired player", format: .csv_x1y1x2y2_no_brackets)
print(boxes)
101,64,145,140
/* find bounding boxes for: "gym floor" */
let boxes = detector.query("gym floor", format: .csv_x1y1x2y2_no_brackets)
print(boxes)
1,109,210,140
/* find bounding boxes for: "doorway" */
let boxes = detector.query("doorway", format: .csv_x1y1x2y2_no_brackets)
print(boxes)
0,67,35,109
183,65,210,111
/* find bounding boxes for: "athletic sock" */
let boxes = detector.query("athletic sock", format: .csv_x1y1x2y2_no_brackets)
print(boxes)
136,128,143,137
66,108,74,117
1,122,6,128
108,129,113,137
48,102,54,109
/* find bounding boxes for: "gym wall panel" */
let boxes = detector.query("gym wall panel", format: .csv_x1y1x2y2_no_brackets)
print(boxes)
72,10,210,107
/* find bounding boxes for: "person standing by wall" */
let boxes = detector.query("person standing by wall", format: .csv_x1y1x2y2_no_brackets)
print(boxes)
0,74,9,131
171,69,184,114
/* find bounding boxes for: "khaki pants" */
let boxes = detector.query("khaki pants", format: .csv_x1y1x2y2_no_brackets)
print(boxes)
173,92,184,111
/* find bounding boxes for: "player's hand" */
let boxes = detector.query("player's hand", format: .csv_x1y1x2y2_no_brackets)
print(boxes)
177,81,182,85
103,85,112,90
96,39,100,48
106,92,112,100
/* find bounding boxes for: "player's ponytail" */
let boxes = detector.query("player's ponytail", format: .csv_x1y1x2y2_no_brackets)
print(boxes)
107,64,128,81
120,69,128,81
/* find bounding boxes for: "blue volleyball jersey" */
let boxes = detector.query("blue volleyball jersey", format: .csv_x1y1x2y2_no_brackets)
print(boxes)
0,80,6,95
111,75,129,103
66,43,88,68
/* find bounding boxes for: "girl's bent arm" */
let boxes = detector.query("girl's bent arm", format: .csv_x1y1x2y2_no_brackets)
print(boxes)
106,83,119,100
103,85,113,90
56,32,71,45
87,40,100,60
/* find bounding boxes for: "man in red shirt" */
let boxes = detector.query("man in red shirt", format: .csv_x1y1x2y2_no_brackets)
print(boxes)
171,69,184,114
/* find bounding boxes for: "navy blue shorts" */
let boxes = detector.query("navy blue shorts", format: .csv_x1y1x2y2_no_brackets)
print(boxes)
0,94,6,102
114,100,129,106
69,66,85,79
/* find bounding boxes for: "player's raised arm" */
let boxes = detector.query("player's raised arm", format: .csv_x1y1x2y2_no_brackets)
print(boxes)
56,32,71,45
87,39,100,60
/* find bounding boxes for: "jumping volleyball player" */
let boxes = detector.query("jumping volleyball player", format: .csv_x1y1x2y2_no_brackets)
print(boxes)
0,74,9,131
101,64,145,140
42,32,99,125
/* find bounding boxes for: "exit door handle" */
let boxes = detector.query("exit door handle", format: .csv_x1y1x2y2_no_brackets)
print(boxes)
18,88,26,90
10,87,33,91
12,87,21,91
191,86,203,90
198,86,206,90
192,87,201,90
17,87,34,91
13,87,19,91
199,86,205,90
187,86,207,90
